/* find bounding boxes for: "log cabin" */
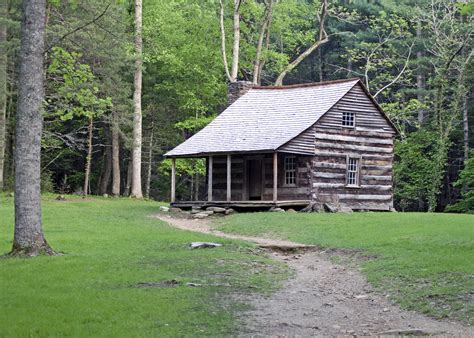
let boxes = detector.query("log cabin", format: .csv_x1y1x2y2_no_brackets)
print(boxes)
165,78,398,211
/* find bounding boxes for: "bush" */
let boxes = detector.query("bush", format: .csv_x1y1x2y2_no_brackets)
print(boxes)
446,152,474,213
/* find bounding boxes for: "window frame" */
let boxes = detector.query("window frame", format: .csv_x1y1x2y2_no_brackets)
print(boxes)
342,112,356,128
283,156,297,187
345,155,361,187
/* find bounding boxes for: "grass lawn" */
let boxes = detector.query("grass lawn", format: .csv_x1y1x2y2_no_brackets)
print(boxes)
217,212,474,324
0,195,286,336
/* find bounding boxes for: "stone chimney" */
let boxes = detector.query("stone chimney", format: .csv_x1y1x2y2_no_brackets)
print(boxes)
227,81,253,106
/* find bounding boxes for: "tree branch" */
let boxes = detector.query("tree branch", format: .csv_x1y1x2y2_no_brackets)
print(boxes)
373,42,414,98
46,3,111,52
274,0,328,86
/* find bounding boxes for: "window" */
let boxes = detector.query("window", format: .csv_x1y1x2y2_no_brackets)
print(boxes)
346,157,360,186
342,112,355,127
284,156,296,186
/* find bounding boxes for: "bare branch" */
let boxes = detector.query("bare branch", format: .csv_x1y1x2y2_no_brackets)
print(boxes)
46,3,111,52
373,42,414,98
274,0,328,86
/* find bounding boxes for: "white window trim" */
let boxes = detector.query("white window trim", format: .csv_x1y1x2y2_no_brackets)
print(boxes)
345,155,361,188
342,112,356,128
283,156,297,187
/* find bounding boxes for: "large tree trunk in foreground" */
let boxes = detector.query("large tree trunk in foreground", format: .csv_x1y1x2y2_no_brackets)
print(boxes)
131,0,143,198
111,117,120,196
11,0,54,256
0,1,7,191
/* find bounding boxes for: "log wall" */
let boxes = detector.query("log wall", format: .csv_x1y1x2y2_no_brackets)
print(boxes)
311,83,396,210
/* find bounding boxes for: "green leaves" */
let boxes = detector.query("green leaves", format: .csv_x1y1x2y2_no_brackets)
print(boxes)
46,47,112,121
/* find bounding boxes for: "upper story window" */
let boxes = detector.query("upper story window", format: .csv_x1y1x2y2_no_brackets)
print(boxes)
346,157,360,186
342,112,355,127
284,156,296,186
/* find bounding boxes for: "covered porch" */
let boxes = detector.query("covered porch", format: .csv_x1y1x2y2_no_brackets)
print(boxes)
169,152,311,210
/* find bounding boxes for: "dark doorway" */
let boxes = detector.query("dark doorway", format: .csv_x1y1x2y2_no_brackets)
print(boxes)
248,159,262,200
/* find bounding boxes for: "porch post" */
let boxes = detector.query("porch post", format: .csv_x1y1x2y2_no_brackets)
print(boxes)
273,152,278,202
171,158,176,203
208,155,213,201
226,154,231,201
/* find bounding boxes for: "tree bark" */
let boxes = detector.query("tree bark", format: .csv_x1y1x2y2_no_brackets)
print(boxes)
124,157,132,196
131,0,143,198
83,117,93,197
274,0,328,86
11,0,54,256
219,0,232,82
145,122,154,199
0,1,6,192
230,0,242,82
111,115,120,196
252,0,275,85
99,126,112,195
415,23,425,124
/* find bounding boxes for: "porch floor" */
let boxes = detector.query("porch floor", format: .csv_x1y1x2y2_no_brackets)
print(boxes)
171,200,310,210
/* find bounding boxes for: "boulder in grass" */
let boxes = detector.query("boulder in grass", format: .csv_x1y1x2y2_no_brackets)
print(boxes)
170,207,182,212
323,203,338,213
193,213,209,219
56,195,66,201
206,206,226,213
190,242,222,249
270,207,285,212
339,206,353,213
159,206,170,212
225,208,235,215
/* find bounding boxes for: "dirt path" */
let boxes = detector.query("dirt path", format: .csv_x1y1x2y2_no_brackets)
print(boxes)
155,214,473,336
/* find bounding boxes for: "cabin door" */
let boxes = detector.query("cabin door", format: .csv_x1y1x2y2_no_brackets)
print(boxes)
247,159,262,200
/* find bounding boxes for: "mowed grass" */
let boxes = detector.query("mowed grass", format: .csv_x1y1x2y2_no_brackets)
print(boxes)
217,212,474,324
0,195,286,336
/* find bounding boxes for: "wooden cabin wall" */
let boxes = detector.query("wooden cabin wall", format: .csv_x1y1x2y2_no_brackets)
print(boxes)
212,155,244,200
262,154,311,201
311,83,396,210
210,154,311,201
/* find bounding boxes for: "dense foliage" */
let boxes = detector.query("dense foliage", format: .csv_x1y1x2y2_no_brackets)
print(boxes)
1,0,473,211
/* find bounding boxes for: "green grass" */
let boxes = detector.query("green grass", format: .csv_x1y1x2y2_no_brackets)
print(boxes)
0,195,286,336
217,212,474,324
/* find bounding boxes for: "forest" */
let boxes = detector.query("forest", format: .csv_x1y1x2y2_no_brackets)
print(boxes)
1,0,473,213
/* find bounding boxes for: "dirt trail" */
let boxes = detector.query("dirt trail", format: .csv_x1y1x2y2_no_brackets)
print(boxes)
155,214,473,336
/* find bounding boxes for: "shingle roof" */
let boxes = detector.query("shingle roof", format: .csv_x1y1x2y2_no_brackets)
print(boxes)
165,78,361,157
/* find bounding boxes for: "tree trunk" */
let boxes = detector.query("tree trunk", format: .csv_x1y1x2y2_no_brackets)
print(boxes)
124,158,132,196
131,0,143,198
274,0,328,86
111,116,120,196
463,94,469,163
416,23,425,124
145,122,154,199
99,126,112,195
83,117,93,197
0,0,7,191
230,0,242,82
252,0,274,85
11,0,54,256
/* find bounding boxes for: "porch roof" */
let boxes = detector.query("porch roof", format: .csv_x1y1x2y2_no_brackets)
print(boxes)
165,78,360,158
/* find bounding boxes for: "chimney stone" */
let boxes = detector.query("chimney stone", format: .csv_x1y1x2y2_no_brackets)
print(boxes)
227,81,253,106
